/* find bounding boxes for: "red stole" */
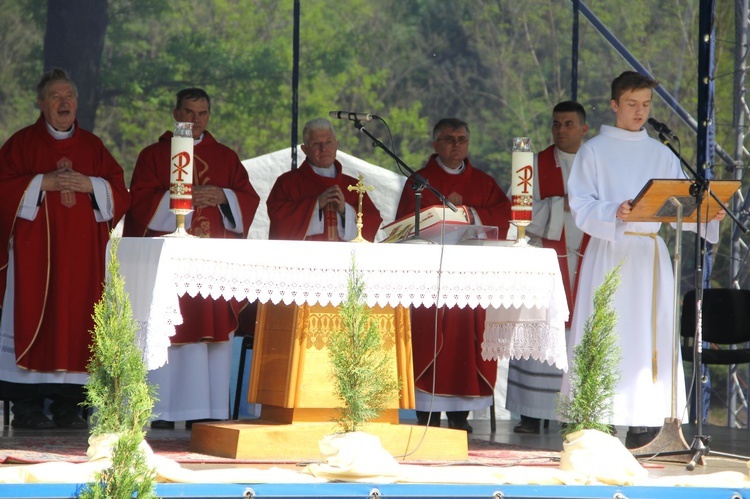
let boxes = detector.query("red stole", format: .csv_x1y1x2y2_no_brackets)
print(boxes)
537,145,589,327
306,203,342,241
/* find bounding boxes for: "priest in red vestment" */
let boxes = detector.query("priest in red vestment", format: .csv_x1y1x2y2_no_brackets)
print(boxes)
123,88,260,429
267,118,382,241
395,118,511,432
0,69,130,429
505,101,590,435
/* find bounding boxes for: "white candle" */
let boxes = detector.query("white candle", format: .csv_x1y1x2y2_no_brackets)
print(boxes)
511,137,533,222
170,123,194,211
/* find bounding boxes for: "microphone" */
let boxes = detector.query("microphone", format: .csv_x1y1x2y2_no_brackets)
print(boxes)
647,118,679,141
329,111,380,122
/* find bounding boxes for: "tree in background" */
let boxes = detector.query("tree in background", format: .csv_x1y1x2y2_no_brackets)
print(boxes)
0,1,744,241
43,0,109,131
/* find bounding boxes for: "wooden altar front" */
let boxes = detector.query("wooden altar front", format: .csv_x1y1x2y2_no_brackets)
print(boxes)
191,301,471,461
248,302,415,424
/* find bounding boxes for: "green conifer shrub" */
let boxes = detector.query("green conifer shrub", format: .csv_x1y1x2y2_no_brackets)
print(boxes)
327,255,400,433
79,237,157,499
559,263,623,437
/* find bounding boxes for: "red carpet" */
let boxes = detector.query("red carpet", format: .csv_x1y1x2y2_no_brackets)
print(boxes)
0,436,560,466
467,439,560,467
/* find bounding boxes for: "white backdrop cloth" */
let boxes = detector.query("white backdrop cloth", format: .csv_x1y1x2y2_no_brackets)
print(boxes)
112,238,568,372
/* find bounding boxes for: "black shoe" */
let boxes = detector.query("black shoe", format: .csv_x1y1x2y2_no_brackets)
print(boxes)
625,426,659,449
150,419,175,429
185,418,220,429
513,418,541,434
448,419,473,433
446,411,472,433
11,411,56,430
53,410,88,430
416,411,441,427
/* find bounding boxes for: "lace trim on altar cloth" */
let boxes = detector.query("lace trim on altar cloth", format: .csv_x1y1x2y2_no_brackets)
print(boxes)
170,258,560,311
137,301,181,371
483,321,568,372
117,239,570,371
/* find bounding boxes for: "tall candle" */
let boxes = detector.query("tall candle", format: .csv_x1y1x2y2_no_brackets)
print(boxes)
170,121,194,211
511,136,533,222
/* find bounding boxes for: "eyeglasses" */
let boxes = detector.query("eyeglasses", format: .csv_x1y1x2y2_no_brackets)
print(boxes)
437,136,469,146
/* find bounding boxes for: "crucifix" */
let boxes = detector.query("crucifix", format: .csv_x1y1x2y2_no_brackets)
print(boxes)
346,174,374,243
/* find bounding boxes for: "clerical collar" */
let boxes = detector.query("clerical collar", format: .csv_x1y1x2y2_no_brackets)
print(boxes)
45,121,75,140
194,133,205,145
436,156,465,174
311,163,336,178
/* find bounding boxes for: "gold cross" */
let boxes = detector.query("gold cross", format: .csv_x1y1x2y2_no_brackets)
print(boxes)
347,174,374,243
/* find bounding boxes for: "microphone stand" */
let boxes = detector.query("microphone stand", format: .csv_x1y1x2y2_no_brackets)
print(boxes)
636,131,749,469
351,119,457,243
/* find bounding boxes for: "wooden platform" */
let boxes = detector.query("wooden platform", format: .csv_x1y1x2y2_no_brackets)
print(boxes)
189,421,469,461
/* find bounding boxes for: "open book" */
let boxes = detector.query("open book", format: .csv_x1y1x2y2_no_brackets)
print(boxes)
380,205,498,244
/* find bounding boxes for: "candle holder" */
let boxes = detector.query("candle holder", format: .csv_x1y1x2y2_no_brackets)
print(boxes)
510,136,533,247
166,121,195,238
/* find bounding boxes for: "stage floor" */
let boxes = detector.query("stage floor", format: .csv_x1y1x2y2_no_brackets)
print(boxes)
1,417,749,497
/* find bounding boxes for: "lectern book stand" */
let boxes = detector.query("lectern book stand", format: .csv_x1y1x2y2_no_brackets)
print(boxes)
625,178,740,463
629,179,739,223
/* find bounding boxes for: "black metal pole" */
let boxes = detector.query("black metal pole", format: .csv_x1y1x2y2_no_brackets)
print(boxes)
291,0,300,170
571,0,579,102
686,0,715,471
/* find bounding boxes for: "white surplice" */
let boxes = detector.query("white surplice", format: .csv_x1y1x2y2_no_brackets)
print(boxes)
562,125,719,427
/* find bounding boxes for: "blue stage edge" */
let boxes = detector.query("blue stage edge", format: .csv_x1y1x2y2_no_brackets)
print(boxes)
0,483,747,498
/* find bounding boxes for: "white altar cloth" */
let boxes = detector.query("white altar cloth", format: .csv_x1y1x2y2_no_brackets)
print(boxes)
112,238,568,371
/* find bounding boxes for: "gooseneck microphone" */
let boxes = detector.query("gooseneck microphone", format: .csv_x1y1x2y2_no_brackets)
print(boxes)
328,111,380,122
647,117,679,141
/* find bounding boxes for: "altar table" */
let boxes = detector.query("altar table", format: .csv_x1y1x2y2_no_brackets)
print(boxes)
112,237,569,372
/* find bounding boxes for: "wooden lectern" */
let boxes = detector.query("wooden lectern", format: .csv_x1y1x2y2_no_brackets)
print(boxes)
629,179,740,222
625,178,740,462
190,302,471,460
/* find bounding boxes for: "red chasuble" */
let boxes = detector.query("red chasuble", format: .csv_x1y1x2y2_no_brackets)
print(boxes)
395,154,512,398
123,130,261,344
0,117,130,372
266,159,383,242
536,145,589,327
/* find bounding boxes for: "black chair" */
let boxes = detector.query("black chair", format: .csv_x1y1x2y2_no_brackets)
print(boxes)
232,334,254,420
680,288,750,366
232,301,257,420
490,397,496,432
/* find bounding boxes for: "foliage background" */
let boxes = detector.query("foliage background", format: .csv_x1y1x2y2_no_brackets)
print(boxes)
2,1,736,189
0,0,748,425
